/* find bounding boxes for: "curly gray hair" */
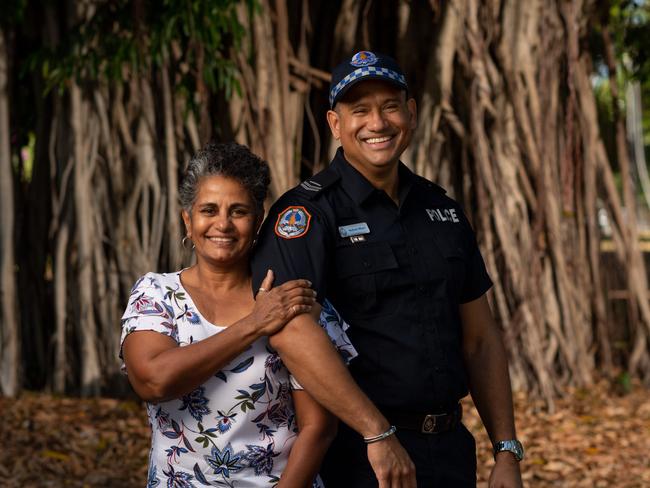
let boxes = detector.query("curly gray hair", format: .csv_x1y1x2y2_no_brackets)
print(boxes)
179,142,271,216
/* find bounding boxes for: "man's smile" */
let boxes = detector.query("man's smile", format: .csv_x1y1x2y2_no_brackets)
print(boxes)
362,135,394,145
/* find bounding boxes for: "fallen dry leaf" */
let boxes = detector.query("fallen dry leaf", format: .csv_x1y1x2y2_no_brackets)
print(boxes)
463,380,650,487
1,381,649,487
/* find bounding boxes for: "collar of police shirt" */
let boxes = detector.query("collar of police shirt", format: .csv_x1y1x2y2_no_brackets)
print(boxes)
330,147,437,208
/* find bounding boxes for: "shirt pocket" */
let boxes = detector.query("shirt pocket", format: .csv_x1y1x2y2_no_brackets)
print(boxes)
432,234,467,301
334,242,399,318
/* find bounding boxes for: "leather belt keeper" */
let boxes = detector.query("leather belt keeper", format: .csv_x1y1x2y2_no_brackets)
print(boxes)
383,403,462,434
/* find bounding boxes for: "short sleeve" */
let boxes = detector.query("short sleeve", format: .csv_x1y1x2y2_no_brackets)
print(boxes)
458,211,493,303
119,273,179,370
251,195,331,302
289,298,358,390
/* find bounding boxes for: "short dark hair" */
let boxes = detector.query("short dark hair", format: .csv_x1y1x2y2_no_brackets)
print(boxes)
179,142,271,216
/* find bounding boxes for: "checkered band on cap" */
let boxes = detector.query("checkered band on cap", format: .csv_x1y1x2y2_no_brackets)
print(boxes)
329,66,407,107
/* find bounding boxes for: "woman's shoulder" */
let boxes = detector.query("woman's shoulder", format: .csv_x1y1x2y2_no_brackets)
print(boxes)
129,271,182,295
123,271,185,318
120,272,184,351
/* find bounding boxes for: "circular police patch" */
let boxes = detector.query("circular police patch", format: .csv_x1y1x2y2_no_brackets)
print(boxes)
350,51,378,67
275,206,312,239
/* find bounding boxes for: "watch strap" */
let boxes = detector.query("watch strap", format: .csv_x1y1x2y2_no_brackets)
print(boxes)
493,439,524,461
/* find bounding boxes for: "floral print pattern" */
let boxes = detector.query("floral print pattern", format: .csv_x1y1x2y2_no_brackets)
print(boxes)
121,272,357,488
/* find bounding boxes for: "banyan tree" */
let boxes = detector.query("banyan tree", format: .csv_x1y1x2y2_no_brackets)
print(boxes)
1,0,649,406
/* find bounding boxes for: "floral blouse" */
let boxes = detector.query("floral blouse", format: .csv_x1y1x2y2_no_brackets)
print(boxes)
120,272,357,488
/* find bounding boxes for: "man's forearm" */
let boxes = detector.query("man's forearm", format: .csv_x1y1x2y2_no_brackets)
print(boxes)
464,325,517,443
271,313,417,487
461,297,523,487
461,296,517,443
270,313,390,437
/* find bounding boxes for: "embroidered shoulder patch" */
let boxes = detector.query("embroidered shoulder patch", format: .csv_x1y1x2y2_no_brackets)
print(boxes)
275,206,312,239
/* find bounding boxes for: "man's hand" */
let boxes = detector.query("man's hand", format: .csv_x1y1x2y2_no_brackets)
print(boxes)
488,453,523,488
367,436,417,488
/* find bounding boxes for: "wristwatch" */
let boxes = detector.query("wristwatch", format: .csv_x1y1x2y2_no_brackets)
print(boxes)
493,439,524,461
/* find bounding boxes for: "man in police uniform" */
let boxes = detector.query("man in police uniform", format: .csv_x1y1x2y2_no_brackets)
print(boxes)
252,51,523,487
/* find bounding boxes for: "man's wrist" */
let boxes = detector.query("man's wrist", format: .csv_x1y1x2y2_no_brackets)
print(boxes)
358,414,391,438
495,450,521,463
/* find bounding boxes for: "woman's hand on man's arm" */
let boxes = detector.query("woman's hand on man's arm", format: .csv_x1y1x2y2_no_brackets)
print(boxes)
250,269,316,336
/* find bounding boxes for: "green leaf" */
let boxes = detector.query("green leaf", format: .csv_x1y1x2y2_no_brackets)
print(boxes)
617,371,632,394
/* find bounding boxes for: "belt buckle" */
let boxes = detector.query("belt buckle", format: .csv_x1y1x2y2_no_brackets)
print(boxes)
421,414,438,434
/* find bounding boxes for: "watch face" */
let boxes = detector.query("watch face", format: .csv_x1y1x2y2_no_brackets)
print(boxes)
511,441,524,460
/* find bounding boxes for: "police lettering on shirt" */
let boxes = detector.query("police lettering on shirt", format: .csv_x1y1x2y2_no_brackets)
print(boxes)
426,208,459,223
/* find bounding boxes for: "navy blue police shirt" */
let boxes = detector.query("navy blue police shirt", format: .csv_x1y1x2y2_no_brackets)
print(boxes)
251,148,492,413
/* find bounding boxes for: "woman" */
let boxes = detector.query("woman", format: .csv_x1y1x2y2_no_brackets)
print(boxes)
121,142,354,488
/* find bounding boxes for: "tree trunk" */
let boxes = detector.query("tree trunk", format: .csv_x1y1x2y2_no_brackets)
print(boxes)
70,83,102,395
0,28,20,396
162,63,182,270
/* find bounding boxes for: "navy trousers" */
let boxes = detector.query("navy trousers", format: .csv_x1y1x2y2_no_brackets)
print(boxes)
320,422,477,487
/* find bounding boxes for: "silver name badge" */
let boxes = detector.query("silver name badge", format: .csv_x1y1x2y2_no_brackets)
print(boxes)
338,222,370,238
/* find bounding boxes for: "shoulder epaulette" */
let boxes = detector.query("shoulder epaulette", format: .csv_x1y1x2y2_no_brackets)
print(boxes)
296,166,341,199
413,174,447,194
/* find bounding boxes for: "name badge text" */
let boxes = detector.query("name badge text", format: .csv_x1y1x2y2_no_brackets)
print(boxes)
338,222,370,237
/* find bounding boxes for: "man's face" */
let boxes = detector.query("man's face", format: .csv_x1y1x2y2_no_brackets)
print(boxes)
327,80,417,176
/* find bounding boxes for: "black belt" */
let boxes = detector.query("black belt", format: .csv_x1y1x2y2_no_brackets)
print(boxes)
383,403,462,434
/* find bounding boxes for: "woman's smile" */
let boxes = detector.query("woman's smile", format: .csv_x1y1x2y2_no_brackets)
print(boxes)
206,236,236,244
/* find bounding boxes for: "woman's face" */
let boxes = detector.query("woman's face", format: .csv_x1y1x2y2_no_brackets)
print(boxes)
182,175,260,268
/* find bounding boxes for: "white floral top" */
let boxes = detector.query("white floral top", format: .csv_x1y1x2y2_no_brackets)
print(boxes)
120,272,357,488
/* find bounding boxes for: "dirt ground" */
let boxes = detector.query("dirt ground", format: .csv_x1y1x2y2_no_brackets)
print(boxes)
2,382,649,487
